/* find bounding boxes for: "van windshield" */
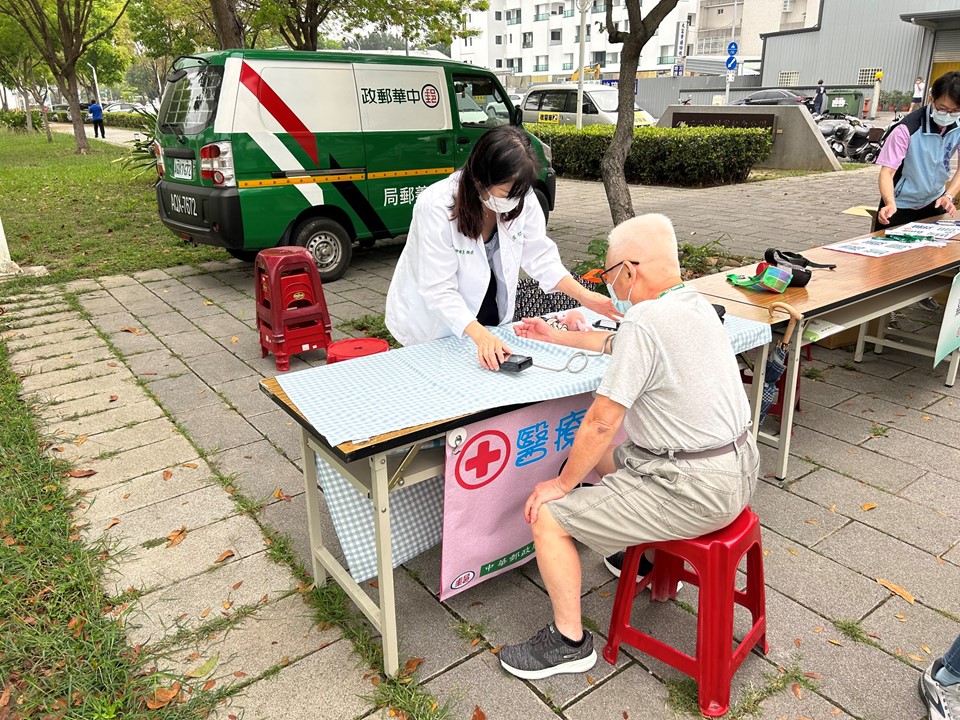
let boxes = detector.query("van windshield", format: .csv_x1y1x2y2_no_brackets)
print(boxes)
588,88,641,113
158,66,224,136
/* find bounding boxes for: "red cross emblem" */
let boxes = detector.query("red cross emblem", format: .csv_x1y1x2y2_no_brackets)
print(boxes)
455,430,510,490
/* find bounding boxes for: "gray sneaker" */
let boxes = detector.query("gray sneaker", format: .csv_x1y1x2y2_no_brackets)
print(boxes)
919,660,960,720
499,623,597,680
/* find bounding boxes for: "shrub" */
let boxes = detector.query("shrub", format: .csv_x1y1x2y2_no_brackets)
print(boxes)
0,110,43,132
525,124,772,186
103,111,150,128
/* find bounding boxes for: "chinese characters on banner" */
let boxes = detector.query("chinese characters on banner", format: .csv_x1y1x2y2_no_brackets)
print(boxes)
440,393,626,600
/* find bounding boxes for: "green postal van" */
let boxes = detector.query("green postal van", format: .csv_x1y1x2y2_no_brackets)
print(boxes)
155,50,556,281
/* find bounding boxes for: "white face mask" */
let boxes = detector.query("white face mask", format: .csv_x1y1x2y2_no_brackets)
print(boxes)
930,106,960,126
481,192,521,214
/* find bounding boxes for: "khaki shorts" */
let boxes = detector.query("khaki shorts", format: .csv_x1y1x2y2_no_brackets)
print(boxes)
546,438,760,557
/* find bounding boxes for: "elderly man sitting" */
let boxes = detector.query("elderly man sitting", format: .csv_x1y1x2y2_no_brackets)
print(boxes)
498,213,760,680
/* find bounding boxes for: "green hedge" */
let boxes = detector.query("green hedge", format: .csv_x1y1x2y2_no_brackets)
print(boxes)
524,124,772,186
48,110,147,128
0,110,43,132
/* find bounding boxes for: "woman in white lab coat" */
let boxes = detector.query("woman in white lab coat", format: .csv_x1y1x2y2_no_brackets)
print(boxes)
386,125,617,370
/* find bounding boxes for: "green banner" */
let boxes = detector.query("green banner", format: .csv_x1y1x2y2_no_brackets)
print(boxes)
479,542,535,577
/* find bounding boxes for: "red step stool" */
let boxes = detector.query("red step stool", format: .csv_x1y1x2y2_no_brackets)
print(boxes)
603,507,768,718
255,247,332,372
326,338,390,364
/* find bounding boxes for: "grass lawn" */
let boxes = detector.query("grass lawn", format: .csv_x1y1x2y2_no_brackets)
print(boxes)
0,131,224,294
0,340,216,719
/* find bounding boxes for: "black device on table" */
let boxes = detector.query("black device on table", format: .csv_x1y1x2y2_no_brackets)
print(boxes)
500,354,533,372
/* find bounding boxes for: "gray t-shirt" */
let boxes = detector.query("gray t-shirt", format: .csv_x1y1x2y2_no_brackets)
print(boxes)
597,287,750,453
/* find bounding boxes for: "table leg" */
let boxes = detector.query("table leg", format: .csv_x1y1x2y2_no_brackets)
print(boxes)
748,342,769,439
370,453,400,676
300,427,326,586
774,325,805,481
875,312,889,354
854,321,867,362
947,351,959,388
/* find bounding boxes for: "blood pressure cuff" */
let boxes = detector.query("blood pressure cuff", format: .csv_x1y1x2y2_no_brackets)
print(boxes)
763,249,836,288
726,264,792,294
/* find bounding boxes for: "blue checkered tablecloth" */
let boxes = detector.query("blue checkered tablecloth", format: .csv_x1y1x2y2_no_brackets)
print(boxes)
288,310,771,582
280,311,770,447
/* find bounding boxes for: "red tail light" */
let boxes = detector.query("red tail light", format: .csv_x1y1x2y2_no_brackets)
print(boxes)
200,142,235,187
155,141,164,178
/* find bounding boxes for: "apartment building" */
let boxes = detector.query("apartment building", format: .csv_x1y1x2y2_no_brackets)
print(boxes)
452,0,693,88
689,0,820,57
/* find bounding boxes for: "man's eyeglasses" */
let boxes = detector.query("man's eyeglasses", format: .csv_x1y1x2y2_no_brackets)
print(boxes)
580,260,640,286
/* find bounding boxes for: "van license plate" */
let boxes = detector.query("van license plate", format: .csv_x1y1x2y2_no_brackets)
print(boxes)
172,159,194,180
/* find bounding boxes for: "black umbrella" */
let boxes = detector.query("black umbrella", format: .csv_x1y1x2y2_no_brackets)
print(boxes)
759,302,803,423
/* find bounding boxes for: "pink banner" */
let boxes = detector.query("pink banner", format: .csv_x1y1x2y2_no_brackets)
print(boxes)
440,393,624,600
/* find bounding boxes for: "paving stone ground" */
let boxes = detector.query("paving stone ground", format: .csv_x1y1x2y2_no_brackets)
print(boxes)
1,169,957,720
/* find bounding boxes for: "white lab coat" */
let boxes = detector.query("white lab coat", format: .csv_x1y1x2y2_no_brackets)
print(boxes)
386,171,569,347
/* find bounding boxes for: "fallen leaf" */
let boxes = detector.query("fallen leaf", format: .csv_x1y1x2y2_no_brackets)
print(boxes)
470,637,481,648
867,632,881,639
828,639,843,646
763,549,769,556
0,686,10,708
200,608,210,618
368,580,379,589
471,707,486,720
586,675,596,685
922,415,931,420
203,300,215,306
202,679,215,692
141,371,157,376
860,503,878,512
166,526,188,548
162,469,173,481
623,713,630,720
230,336,239,343
105,517,120,530
897,647,903,656
787,548,799,556
804,519,820,525
402,657,424,676
599,591,611,598
185,655,218,678
120,326,141,334
792,683,802,700
231,580,243,591
489,645,504,654
280,655,289,665
183,462,198,469
214,550,235,564
804,672,822,679
272,487,291,502
109,395,118,402
146,683,181,709
74,435,88,446
222,601,233,610
794,637,802,648
233,671,247,678
895,612,906,619
831,709,843,716
908,653,925,662
225,484,235,494
922,643,932,654
829,504,837,512
261,593,269,603
877,578,915,604
106,361,119,367
67,469,97,478
122,493,130,499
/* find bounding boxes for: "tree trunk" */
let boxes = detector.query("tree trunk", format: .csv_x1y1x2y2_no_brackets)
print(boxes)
209,0,245,49
59,66,90,153
600,37,641,226
1,85,8,111
22,88,33,132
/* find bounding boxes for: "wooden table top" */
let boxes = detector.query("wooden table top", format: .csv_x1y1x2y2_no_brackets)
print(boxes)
690,239,960,320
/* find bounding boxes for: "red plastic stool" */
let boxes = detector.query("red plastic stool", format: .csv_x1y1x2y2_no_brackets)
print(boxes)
326,338,390,364
603,507,767,718
255,247,332,372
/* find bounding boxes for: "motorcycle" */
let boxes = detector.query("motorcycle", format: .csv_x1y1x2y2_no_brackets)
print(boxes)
816,114,883,163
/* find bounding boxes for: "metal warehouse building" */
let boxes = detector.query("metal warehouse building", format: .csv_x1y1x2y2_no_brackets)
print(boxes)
761,0,960,96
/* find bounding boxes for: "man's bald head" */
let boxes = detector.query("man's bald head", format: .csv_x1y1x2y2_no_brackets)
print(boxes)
606,214,681,286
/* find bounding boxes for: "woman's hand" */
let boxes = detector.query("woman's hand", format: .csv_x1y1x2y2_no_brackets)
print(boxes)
513,317,557,344
465,322,511,371
877,202,897,225
580,289,622,321
936,194,957,217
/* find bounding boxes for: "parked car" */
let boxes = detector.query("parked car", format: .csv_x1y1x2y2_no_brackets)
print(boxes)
732,89,815,111
104,102,145,113
521,83,655,127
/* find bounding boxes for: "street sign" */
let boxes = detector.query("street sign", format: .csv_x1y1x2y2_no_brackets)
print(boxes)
725,56,738,71
727,41,738,56
726,71,736,83
673,63,684,77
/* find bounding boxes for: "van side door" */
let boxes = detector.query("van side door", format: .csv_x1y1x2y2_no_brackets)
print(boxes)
354,63,456,236
450,72,512,165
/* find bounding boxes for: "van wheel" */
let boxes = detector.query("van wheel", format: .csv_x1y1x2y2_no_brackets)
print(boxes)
225,248,259,262
293,217,352,282
534,188,550,225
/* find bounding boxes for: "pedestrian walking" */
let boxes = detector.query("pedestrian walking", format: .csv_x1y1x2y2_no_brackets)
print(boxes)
88,99,105,139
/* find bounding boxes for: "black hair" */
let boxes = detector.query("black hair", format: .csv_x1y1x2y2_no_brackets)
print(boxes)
817,79,823,85
931,72,960,107
450,125,541,240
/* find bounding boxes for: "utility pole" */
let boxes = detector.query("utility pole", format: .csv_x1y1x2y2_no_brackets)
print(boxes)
576,0,589,129
86,62,101,105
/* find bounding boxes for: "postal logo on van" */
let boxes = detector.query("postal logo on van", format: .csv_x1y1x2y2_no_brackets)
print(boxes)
422,84,440,108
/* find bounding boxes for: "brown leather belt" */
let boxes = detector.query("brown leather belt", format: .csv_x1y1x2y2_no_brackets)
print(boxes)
643,431,749,461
